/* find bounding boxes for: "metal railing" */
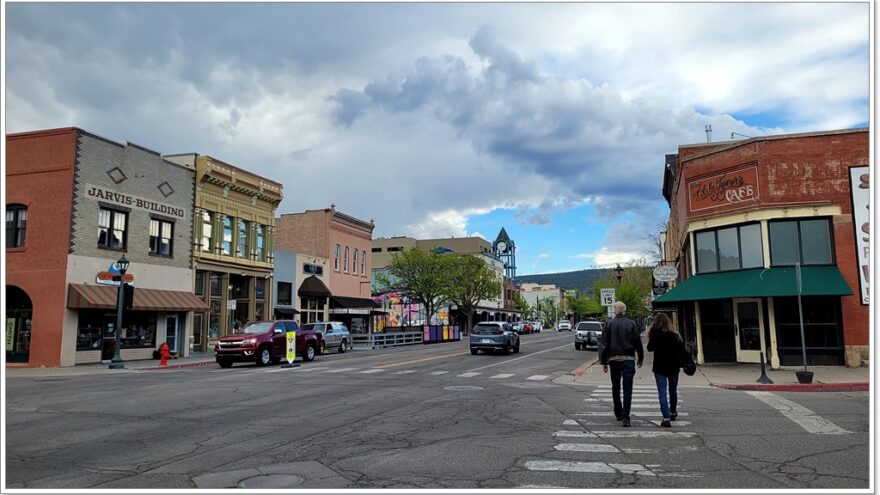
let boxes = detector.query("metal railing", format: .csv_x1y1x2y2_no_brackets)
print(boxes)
351,331,424,350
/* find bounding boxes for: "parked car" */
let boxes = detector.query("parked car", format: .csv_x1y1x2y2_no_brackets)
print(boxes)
470,321,520,355
532,321,543,333
214,320,324,367
302,321,350,353
511,322,525,335
556,319,572,331
575,320,604,350
521,322,534,334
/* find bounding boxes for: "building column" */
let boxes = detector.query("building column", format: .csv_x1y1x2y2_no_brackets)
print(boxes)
767,297,780,369
694,301,705,365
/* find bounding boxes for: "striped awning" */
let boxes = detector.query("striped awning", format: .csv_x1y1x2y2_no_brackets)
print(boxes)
67,284,209,311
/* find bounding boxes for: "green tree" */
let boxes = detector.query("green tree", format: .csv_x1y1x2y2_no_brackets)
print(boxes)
536,297,560,328
375,248,453,326
513,292,531,318
591,259,654,319
567,295,605,320
444,254,502,335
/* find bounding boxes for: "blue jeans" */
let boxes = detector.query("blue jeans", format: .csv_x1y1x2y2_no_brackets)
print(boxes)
653,372,680,419
609,360,636,419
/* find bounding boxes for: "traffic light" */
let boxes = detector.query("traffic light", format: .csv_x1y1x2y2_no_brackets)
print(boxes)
123,283,135,310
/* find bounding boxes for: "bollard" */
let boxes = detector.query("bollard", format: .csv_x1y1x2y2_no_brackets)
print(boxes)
159,342,169,368
756,352,773,384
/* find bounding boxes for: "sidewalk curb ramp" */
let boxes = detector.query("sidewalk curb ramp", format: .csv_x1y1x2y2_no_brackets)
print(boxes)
712,382,868,392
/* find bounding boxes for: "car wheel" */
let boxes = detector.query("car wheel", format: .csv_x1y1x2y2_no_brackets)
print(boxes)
303,342,316,362
503,342,511,355
339,339,348,353
217,359,233,368
575,343,580,350
256,346,271,366
470,348,478,355
514,340,520,353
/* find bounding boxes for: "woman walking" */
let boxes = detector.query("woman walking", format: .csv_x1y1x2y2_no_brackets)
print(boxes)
646,313,690,428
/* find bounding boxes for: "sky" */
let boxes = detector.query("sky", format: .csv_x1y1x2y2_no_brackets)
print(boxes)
3,2,870,275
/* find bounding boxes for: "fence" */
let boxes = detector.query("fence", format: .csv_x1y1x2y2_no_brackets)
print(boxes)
351,325,461,350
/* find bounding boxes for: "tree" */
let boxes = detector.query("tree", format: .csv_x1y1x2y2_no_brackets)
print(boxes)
375,248,452,326
536,297,559,328
567,295,605,320
443,254,502,335
592,260,654,320
513,292,531,317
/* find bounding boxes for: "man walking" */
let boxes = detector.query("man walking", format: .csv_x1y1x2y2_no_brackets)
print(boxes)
600,301,644,427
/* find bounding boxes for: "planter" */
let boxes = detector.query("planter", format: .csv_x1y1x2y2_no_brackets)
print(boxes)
795,371,814,384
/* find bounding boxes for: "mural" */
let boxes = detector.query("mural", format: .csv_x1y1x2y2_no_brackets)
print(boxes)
371,291,451,330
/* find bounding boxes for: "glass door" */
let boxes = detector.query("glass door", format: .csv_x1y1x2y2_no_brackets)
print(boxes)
734,299,764,363
166,314,179,353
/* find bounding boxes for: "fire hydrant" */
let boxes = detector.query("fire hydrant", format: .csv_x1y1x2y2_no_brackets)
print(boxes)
159,342,170,367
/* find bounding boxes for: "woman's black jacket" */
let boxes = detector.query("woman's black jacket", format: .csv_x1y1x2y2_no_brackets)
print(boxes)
646,329,689,377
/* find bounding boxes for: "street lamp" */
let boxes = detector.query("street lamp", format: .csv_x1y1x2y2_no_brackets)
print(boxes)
109,254,130,369
615,264,624,284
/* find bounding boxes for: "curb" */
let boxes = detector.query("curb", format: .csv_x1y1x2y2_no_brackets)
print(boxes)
711,382,868,392
138,361,216,371
573,358,600,379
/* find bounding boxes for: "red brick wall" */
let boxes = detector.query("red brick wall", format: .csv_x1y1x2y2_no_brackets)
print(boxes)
6,128,78,367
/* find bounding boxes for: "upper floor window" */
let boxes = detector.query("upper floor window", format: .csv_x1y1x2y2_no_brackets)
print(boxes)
361,250,367,275
149,218,174,257
695,223,762,273
344,246,350,272
6,204,27,248
201,212,213,252
371,247,382,253
237,220,250,258
769,218,833,266
255,225,265,261
353,249,358,274
334,244,340,270
98,207,128,250
222,216,233,255
277,282,292,306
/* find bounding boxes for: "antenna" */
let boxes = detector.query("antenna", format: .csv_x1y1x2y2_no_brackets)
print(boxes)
731,132,752,140
704,124,712,143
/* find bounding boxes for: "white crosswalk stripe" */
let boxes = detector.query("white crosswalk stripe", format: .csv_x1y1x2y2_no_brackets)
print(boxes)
428,371,449,375
574,412,689,417
391,370,416,374
553,431,598,438
563,419,579,426
491,373,515,379
326,368,359,373
458,372,481,377
527,375,549,380
746,391,851,435
296,366,330,372
555,443,620,453
591,430,698,438
356,369,385,374
525,460,656,476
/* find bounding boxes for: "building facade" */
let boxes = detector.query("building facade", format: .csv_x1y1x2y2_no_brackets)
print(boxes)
164,153,282,350
276,205,374,333
272,248,331,324
654,128,869,368
7,128,206,367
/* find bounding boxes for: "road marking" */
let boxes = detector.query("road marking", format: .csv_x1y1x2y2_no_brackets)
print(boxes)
555,443,620,453
646,420,692,427
563,419,579,426
574,412,689,417
429,371,449,375
527,375,549,381
592,431,698,438
746,391,851,435
583,398,599,402
374,352,470,369
458,372,481,377
391,370,416,374
609,463,657,476
264,367,298,373
595,398,671,403
326,368,359,373
491,373,515,379
591,392,662,397
356,369,385,374
525,460,655,476
596,385,658,389
553,431,598,438
466,343,572,372
296,366,330,372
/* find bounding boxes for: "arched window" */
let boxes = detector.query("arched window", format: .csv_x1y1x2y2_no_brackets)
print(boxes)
361,250,366,275
6,204,27,248
353,249,358,275
344,246,350,273
334,244,340,270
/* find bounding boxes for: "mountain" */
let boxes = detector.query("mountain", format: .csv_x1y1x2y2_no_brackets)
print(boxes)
516,269,611,295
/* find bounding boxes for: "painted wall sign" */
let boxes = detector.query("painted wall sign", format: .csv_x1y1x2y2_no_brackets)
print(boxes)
850,166,870,305
688,165,760,213
85,184,186,219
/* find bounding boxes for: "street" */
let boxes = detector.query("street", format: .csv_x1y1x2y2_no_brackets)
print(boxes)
5,331,869,490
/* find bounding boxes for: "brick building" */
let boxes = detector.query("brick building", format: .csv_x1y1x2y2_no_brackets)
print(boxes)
654,128,869,368
6,128,207,367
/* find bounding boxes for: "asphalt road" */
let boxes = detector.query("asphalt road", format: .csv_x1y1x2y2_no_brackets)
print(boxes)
5,331,870,489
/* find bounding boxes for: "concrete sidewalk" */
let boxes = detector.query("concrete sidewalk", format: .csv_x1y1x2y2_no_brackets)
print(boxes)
6,348,872,392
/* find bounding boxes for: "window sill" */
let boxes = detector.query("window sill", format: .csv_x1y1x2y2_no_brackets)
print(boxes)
98,246,128,253
148,253,174,259
6,246,26,253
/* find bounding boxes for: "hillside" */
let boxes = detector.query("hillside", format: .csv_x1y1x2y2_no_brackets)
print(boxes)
516,269,611,295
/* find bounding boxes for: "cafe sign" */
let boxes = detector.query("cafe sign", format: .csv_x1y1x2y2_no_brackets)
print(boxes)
688,165,760,213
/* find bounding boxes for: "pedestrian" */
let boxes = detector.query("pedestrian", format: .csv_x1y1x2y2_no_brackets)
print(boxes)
646,313,690,428
600,301,644,427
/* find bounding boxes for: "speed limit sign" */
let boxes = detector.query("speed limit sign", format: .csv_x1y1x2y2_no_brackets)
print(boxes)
600,288,615,307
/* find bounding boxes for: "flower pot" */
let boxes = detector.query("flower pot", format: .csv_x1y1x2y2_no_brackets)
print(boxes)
795,371,814,384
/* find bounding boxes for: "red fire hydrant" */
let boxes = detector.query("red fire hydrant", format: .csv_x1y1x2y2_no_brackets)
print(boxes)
159,342,170,367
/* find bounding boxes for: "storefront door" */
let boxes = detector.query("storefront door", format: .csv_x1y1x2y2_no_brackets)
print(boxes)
166,314,179,353
733,299,764,363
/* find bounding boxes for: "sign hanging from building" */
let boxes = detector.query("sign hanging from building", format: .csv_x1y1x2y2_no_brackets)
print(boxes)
850,165,870,305
687,164,760,214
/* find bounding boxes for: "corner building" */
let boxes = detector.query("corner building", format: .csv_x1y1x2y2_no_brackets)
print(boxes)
654,128,869,368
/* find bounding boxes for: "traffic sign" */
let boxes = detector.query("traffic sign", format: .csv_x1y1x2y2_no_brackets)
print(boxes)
286,331,297,364
600,288,615,306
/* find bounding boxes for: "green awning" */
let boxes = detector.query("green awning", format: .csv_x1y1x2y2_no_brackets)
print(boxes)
653,266,853,304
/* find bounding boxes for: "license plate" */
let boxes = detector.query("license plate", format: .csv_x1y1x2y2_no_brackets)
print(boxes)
481,339,492,344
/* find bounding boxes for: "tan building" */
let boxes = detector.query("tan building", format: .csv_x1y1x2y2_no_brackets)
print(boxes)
164,153,282,350
276,205,375,334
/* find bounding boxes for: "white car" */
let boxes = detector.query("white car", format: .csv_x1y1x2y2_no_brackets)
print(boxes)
556,319,572,331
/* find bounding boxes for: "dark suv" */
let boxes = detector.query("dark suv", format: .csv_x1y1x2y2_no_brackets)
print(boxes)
214,320,324,367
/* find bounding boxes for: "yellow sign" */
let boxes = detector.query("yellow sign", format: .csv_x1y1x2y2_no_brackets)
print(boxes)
286,331,296,364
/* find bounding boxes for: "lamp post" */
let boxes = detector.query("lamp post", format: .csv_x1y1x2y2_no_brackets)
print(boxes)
615,264,624,284
109,254,130,369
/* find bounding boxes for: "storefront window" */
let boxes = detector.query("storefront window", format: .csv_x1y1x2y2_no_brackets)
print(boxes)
76,310,157,350
256,278,265,300
210,272,223,297
717,227,739,271
695,223,763,273
300,296,326,324
255,302,264,322
195,271,206,297
695,231,717,273
770,218,833,266
739,223,763,268
209,299,221,339
801,219,833,265
774,296,843,366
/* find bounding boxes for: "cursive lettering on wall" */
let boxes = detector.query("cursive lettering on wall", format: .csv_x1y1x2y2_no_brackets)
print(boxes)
688,166,759,213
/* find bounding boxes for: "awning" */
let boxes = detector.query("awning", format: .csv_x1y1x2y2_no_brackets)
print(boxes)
298,276,331,297
652,266,853,304
331,295,380,309
67,284,209,311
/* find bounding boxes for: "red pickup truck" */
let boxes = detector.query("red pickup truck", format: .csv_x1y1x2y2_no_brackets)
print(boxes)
214,320,324,368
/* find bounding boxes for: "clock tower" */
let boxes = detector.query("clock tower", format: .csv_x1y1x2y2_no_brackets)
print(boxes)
493,227,517,280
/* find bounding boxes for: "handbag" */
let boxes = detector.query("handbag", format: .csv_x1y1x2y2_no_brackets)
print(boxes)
683,357,697,376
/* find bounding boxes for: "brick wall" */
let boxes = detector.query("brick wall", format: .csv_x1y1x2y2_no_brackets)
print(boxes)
276,210,330,259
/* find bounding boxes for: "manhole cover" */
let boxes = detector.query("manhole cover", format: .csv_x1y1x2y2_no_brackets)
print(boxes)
239,474,304,488
444,385,484,391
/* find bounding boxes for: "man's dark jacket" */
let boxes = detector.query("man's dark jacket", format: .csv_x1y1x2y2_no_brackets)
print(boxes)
600,314,644,365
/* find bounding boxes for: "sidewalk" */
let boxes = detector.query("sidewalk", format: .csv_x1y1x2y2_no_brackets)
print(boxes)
5,353,218,377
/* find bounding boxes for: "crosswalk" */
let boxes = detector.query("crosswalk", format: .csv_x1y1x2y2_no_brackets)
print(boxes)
524,385,702,481
184,365,561,382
